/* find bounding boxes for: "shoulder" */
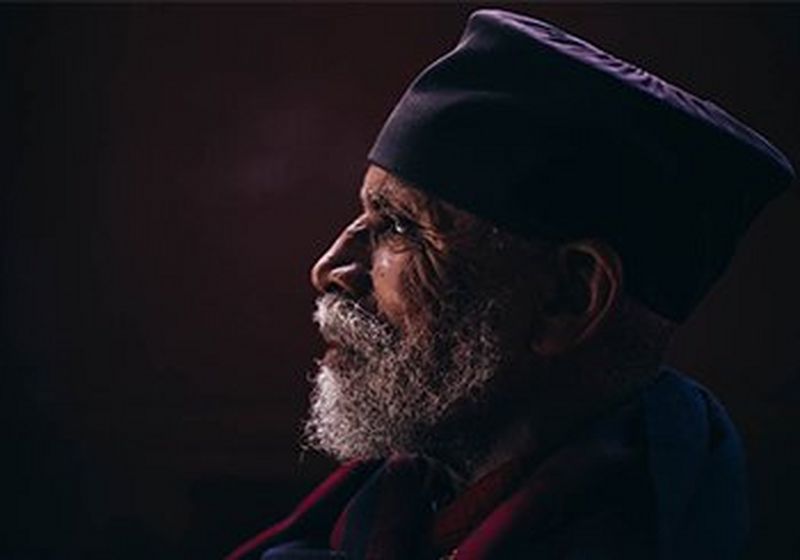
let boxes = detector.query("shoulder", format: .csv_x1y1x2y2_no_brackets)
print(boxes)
643,367,748,559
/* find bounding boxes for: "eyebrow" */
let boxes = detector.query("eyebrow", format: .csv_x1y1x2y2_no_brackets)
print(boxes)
361,189,409,218
359,180,442,233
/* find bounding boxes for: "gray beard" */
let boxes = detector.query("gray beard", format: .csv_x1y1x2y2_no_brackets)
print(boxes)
303,292,504,463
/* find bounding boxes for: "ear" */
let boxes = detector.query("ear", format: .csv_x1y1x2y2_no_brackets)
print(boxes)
531,239,623,356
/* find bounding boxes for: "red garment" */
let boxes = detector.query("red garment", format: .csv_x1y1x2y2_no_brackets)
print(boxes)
224,461,380,560
227,370,749,560
431,455,531,555
227,400,653,560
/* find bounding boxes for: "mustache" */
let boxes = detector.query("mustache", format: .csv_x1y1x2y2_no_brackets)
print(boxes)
313,293,398,352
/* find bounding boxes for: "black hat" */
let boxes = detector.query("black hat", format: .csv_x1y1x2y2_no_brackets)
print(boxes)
368,9,795,322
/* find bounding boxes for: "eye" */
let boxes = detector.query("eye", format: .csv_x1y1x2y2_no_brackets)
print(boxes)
389,214,410,235
369,213,418,246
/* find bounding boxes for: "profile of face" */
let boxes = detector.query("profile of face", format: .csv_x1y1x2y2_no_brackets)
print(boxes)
304,166,551,463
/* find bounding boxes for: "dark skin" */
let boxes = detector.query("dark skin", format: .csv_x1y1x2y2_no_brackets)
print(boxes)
311,164,626,479
311,166,500,332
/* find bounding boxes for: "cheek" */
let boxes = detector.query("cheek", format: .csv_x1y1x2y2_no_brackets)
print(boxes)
370,248,417,327
371,246,448,331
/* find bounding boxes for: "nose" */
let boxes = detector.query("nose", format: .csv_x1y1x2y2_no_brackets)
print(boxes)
310,216,372,297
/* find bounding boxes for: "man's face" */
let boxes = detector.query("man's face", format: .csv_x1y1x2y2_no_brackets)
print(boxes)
311,166,473,332
305,166,544,462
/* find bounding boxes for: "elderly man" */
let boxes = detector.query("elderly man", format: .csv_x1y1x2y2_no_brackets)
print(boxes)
228,10,794,560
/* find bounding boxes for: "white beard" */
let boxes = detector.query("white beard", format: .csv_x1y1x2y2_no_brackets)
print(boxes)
303,293,504,462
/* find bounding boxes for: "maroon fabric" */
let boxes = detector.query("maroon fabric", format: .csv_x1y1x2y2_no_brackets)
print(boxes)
224,461,380,560
329,455,454,560
230,400,652,559
431,455,531,555
428,405,651,558
454,430,650,558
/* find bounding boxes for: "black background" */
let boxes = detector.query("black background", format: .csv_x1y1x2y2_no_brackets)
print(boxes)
3,4,799,559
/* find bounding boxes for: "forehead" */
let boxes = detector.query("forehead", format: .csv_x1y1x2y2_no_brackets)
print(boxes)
360,164,510,239
359,165,429,214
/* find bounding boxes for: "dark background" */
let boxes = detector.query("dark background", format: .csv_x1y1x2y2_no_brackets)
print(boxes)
3,4,799,559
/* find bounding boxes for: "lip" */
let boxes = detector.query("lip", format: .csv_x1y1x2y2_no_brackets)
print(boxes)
320,345,349,370
322,343,343,360
321,335,342,351
321,342,364,369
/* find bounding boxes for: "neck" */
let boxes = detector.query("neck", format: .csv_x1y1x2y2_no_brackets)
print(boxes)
428,362,660,485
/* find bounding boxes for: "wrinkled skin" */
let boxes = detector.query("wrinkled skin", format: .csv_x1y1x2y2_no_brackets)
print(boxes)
306,165,628,478
310,165,547,351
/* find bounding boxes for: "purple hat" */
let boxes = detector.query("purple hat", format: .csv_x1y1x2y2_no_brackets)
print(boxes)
368,9,795,322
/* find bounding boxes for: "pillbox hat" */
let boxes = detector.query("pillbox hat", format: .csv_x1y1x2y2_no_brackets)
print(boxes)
368,9,795,322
